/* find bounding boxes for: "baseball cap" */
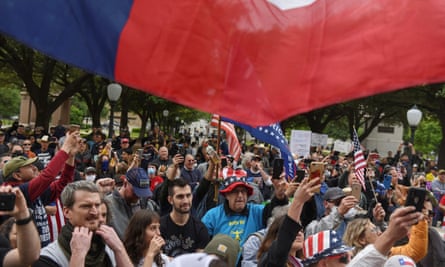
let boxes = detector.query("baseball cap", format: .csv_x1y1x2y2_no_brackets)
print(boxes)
126,168,152,198
383,255,416,267
167,253,219,267
204,234,240,267
84,167,97,174
3,156,38,177
323,187,345,201
302,230,353,265
219,176,253,196
439,169,445,175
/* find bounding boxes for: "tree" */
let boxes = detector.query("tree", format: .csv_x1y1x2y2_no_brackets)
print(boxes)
77,76,109,128
0,35,91,130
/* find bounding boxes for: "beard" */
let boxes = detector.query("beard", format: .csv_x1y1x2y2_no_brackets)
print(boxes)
173,204,190,214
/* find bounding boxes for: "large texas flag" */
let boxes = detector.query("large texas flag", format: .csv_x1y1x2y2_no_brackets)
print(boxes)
1,1,445,126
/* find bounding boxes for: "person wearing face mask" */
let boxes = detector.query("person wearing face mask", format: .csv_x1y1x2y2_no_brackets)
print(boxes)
305,187,358,238
147,163,163,192
84,167,97,182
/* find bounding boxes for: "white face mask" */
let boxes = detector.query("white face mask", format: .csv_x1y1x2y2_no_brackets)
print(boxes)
85,174,96,182
344,207,358,219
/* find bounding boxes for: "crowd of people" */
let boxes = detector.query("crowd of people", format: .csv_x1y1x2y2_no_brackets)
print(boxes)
0,121,442,267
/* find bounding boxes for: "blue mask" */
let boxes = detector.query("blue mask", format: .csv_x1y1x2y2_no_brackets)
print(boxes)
147,167,156,176
102,160,109,171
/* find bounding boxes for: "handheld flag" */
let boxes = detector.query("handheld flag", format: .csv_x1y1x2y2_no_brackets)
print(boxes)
352,129,366,190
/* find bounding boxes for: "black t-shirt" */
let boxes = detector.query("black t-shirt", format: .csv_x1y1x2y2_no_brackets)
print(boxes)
160,214,210,257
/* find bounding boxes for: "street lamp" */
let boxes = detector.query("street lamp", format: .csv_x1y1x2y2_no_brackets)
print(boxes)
163,109,169,132
107,83,122,138
406,105,422,144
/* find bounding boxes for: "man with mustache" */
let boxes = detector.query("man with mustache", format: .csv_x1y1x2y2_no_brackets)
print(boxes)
33,181,132,267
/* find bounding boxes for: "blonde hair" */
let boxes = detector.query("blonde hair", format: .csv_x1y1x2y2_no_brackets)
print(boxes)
343,218,370,256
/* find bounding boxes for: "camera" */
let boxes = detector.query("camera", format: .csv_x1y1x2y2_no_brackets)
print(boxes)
0,193,16,211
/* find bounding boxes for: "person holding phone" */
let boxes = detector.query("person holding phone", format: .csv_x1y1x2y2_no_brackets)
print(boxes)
305,187,358,238
0,185,41,267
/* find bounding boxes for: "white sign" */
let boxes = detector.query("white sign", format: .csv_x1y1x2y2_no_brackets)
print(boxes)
311,133,328,147
333,140,351,154
290,130,312,158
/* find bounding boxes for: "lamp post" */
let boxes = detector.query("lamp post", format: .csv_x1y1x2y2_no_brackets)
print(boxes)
406,105,422,144
163,109,169,133
107,83,122,138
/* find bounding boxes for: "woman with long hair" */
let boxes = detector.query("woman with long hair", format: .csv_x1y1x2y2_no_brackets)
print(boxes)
343,216,427,262
124,210,169,267
257,214,304,266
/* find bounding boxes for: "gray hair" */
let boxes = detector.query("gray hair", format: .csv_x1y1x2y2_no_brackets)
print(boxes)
61,180,100,208
267,204,289,227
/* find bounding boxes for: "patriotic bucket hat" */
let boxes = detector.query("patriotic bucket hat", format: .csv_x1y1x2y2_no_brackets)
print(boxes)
219,176,253,196
302,230,353,265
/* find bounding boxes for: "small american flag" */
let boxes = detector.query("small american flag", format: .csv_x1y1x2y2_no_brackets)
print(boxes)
353,128,366,189
210,115,242,161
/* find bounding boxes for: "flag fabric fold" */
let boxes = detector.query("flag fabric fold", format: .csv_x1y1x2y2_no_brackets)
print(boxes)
352,129,366,190
222,118,296,180
2,1,445,125
210,115,242,162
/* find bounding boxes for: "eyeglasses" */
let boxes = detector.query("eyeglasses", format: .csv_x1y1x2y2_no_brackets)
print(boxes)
327,253,350,264
22,143,31,146
231,188,248,195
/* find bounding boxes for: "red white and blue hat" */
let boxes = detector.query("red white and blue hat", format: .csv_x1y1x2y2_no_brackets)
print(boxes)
302,230,353,265
219,176,253,196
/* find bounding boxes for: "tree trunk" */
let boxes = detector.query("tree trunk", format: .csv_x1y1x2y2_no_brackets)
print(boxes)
437,108,445,168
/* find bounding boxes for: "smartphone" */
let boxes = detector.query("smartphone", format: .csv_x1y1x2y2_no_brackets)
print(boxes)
137,148,143,158
0,193,16,211
272,158,284,179
383,174,392,190
405,187,426,212
309,162,325,192
295,170,306,183
351,183,362,201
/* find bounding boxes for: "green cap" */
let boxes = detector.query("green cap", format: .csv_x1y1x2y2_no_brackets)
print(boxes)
3,156,38,177
204,234,240,267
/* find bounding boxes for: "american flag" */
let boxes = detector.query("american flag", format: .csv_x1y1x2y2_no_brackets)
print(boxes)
221,117,296,180
210,115,242,161
353,129,366,189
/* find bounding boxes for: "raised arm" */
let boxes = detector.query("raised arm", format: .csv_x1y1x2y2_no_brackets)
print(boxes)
2,186,41,267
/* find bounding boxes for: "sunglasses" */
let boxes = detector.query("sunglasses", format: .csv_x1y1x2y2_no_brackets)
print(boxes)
327,253,350,264
22,143,31,146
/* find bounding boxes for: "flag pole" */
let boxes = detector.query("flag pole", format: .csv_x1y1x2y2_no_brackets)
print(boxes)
213,115,222,202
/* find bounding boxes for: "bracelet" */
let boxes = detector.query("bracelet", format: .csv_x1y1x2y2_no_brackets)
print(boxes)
15,214,33,226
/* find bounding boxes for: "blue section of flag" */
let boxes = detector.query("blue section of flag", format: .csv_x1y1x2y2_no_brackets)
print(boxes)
222,118,296,179
0,0,133,78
